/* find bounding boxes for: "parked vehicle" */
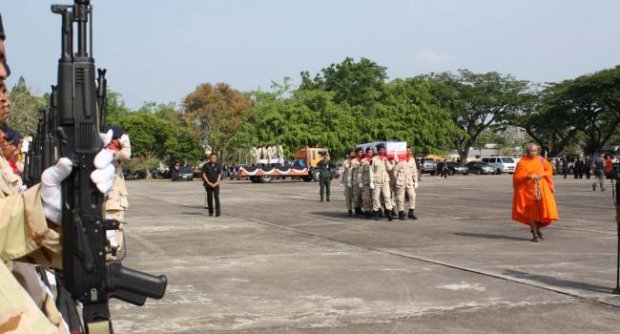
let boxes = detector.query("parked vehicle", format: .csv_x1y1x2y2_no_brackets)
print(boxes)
446,162,469,175
481,156,517,174
420,158,437,176
466,161,495,175
172,166,194,181
123,170,146,180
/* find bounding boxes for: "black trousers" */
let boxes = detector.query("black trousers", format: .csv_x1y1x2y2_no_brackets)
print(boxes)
319,178,331,200
205,186,221,215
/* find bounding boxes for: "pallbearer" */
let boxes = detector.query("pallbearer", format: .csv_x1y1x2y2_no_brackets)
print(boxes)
394,147,418,220
371,144,394,221
349,148,364,216
358,147,374,218
341,150,355,216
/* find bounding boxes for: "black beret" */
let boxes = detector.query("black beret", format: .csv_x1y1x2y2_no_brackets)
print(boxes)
107,125,124,139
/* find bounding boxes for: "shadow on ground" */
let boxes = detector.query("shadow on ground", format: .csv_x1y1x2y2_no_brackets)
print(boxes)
503,269,611,294
454,232,530,242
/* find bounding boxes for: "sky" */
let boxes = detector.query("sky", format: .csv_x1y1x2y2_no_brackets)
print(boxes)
2,0,619,109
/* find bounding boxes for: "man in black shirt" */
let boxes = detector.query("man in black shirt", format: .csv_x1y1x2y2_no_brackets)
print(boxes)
202,153,222,216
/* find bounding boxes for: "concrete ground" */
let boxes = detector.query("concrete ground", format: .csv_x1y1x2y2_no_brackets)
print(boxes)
110,174,620,333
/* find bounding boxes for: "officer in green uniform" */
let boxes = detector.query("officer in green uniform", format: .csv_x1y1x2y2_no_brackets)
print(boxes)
316,151,335,202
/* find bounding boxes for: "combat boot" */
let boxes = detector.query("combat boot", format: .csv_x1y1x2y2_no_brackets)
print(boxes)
373,210,380,221
408,209,418,220
398,211,406,220
378,210,385,218
365,211,372,219
355,208,363,216
386,210,394,221
348,209,353,217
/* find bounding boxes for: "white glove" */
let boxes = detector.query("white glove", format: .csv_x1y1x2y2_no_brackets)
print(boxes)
41,130,116,225
92,149,115,194
119,134,130,148
100,129,113,147
370,182,375,190
414,180,419,189
358,183,363,189
41,158,73,225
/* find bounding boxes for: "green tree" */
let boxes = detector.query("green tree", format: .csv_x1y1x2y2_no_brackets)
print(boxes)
120,112,173,176
426,70,531,162
103,89,131,126
300,57,388,106
7,76,44,136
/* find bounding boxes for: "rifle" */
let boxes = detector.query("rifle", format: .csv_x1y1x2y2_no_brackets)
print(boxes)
96,68,107,131
27,114,44,185
51,1,166,333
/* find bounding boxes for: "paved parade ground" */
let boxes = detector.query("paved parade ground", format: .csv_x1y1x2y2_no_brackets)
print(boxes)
110,175,620,333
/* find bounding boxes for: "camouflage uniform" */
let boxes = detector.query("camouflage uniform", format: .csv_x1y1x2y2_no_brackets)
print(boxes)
357,157,373,213
349,158,363,212
341,158,353,210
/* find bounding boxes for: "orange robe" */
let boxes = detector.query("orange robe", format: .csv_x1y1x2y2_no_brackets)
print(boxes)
512,156,559,227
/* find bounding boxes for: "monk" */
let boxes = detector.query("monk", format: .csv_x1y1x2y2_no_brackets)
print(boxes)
512,143,559,242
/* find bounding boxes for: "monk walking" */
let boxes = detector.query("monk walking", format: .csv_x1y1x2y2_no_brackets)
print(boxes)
512,143,559,242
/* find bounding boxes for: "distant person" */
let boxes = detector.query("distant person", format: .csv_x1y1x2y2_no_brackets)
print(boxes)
561,157,568,179
584,157,592,179
604,154,614,178
202,153,222,216
593,153,605,191
573,158,580,179
440,160,449,178
316,151,335,202
512,143,559,242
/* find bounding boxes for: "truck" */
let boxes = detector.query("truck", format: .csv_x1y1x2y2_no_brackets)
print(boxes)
236,146,330,183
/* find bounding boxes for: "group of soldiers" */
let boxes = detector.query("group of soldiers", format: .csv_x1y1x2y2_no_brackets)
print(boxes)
0,13,131,332
250,145,285,165
341,144,419,221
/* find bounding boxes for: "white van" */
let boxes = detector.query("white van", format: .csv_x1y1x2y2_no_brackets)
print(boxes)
481,156,517,174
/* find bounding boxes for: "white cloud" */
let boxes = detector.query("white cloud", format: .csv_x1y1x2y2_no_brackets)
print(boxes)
414,49,456,65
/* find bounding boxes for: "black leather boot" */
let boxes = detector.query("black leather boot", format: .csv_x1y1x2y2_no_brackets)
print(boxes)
386,209,394,221
348,209,353,217
373,210,380,220
408,209,418,220
398,211,406,220
355,208,362,216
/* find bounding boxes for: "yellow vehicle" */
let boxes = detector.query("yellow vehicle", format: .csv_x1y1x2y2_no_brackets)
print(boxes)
294,147,330,181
